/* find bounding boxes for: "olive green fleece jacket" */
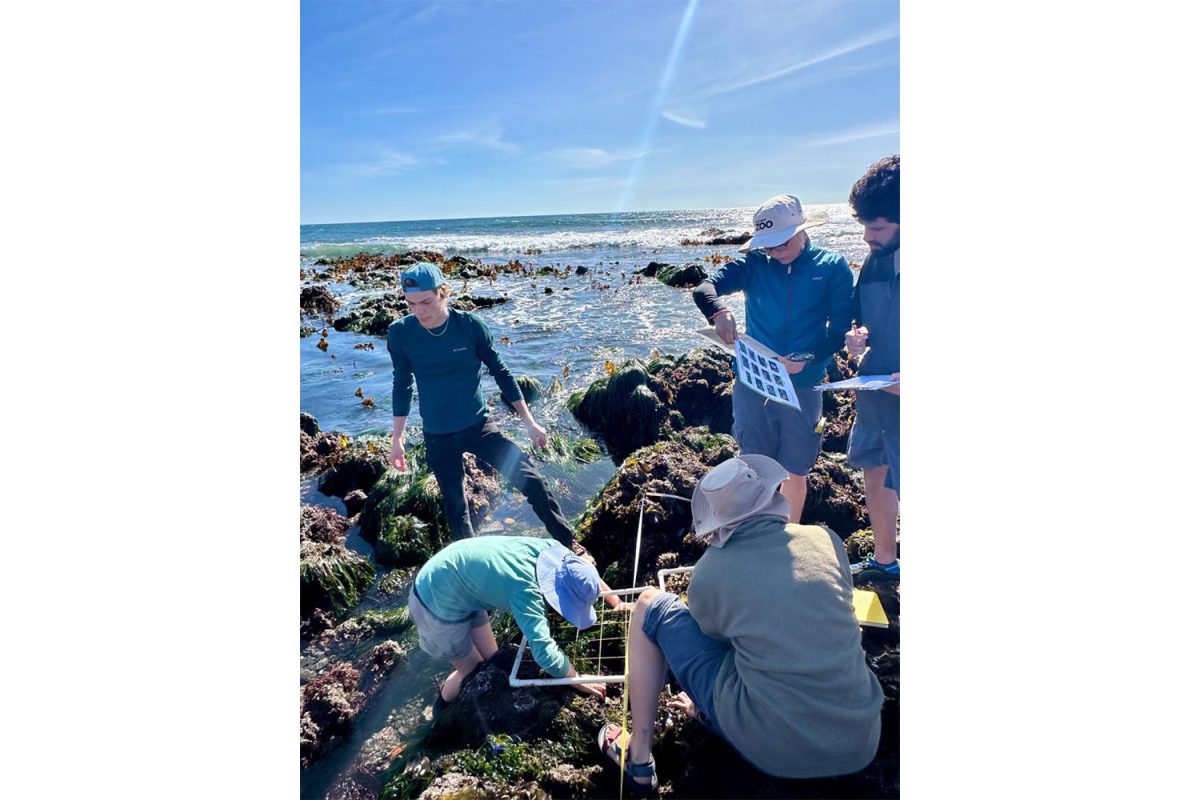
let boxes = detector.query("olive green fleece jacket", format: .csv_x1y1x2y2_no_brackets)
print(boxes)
688,516,884,778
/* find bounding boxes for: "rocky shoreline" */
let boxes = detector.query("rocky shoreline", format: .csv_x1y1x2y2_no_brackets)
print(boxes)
300,250,898,799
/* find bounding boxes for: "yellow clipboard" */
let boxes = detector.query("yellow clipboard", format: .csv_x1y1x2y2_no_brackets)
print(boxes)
853,589,890,628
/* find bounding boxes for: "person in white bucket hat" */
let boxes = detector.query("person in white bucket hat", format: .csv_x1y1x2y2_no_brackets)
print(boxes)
598,456,883,790
692,195,854,524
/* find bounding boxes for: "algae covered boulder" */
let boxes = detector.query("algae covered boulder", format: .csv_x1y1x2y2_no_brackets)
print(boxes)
301,285,340,315
800,454,867,537
577,430,736,588
646,347,734,434
501,375,542,409
567,361,666,460
318,443,389,500
424,644,574,751
300,662,363,770
333,294,410,336
301,505,376,619
654,262,708,288
568,348,735,461
373,514,438,568
359,446,500,563
301,416,344,474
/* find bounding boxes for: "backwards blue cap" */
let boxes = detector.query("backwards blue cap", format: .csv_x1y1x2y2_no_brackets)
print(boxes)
400,262,448,292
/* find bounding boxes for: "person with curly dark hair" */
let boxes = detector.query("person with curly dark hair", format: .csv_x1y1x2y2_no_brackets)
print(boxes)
844,155,901,578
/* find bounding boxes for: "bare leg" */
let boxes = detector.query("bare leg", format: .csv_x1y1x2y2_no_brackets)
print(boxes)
470,623,499,661
624,589,669,776
864,465,899,563
441,647,484,703
779,471,808,524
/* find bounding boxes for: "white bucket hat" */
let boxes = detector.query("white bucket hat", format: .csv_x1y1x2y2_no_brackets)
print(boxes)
691,455,790,540
739,194,829,253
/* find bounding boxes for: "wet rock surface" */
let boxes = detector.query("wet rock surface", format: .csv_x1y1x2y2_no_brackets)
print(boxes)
425,645,572,750
680,228,752,246
303,285,342,315
301,505,377,620
359,445,501,564
568,347,734,461
577,431,736,587
654,263,709,288
801,454,868,538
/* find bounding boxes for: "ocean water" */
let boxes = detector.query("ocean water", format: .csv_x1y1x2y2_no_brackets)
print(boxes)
300,204,866,521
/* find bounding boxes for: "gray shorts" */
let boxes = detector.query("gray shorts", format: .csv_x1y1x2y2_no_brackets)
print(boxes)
731,380,824,476
847,391,900,495
408,585,490,661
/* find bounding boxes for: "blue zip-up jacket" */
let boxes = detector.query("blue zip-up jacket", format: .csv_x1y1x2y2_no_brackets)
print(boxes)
694,240,854,389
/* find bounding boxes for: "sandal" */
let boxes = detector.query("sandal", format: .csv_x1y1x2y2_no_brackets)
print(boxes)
598,722,658,796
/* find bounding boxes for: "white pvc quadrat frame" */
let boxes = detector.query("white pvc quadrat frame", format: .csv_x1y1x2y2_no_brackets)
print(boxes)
508,491,694,688
507,585,652,688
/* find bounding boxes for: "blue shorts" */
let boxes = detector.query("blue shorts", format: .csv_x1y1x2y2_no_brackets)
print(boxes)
731,381,823,476
642,591,728,738
847,390,900,496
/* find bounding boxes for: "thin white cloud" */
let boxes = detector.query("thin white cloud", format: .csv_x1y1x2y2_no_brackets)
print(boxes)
371,105,419,116
339,148,419,177
548,148,645,169
698,25,898,98
661,109,707,129
800,121,899,148
435,124,520,154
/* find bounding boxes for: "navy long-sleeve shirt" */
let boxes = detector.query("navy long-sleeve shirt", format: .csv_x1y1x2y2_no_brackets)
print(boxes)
387,308,524,434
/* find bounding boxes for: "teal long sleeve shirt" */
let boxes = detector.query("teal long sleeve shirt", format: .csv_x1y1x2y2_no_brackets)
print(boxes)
387,308,524,434
413,535,571,678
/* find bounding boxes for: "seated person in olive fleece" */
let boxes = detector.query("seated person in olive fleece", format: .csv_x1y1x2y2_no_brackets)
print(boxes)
387,262,575,546
410,535,609,704
598,455,884,794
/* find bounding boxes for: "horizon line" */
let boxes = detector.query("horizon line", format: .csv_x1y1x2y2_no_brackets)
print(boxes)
300,198,851,228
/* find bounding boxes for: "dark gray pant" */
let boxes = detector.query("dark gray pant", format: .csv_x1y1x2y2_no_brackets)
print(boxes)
424,419,575,546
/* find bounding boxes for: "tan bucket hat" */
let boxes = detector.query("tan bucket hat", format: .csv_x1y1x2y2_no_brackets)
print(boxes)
739,194,829,253
691,455,790,536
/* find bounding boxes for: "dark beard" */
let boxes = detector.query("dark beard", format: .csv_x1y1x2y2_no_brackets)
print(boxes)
873,231,900,258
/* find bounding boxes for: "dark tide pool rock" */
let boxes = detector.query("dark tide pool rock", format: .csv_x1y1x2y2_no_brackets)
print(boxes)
301,662,364,770
567,362,664,461
301,412,320,437
577,431,735,588
344,489,369,518
654,262,708,288
568,348,733,461
418,773,549,800
301,326,316,338
302,285,341,315
373,514,438,568
647,347,734,434
817,352,859,454
302,504,351,544
452,294,510,312
319,446,390,501
301,504,376,619
575,265,589,275
425,644,573,751
801,454,867,537
333,295,410,336
502,375,542,409
301,641,410,773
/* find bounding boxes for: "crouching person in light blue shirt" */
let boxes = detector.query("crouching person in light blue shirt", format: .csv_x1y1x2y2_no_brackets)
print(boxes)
409,535,611,706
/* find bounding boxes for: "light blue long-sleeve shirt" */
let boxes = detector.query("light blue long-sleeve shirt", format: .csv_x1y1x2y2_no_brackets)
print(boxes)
413,535,570,677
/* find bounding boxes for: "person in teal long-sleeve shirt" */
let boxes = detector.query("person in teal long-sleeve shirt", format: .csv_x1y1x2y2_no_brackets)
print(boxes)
387,262,576,545
410,535,609,705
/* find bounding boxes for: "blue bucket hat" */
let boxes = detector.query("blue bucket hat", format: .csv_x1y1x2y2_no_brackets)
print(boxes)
400,262,448,292
535,544,600,629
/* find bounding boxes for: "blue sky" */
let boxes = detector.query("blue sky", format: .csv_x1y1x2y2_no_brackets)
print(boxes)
301,0,898,224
